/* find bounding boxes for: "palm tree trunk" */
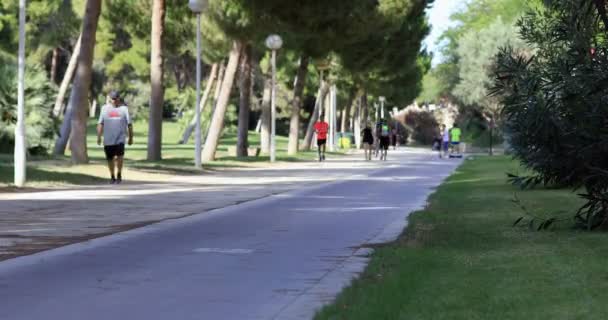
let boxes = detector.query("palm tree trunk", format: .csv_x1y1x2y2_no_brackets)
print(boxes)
61,0,101,163
236,44,253,157
201,41,243,162
260,77,271,154
53,34,81,117
287,56,309,155
180,62,218,144
147,0,166,161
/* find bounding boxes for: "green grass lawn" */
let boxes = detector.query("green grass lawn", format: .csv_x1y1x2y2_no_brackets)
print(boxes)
316,156,608,320
0,119,345,187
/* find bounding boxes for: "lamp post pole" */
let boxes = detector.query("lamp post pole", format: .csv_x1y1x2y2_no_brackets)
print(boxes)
15,0,26,187
194,13,202,168
265,35,283,163
189,0,208,168
270,49,277,162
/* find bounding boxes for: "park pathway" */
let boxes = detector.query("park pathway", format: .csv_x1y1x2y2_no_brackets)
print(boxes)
0,148,461,320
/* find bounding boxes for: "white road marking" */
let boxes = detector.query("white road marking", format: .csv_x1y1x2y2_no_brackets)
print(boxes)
192,248,254,254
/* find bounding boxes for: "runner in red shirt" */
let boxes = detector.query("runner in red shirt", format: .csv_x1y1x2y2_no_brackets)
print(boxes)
314,115,329,162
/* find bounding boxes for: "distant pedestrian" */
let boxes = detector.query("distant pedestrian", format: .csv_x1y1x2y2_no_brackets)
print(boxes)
374,120,382,158
362,123,374,161
314,114,329,162
441,124,450,158
450,123,462,157
97,91,133,184
379,120,390,161
391,127,398,150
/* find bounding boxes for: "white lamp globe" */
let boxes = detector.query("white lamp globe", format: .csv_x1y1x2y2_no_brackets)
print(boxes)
265,34,283,50
188,0,208,13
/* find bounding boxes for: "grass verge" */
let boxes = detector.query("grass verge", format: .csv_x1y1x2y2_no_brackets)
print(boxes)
315,156,608,320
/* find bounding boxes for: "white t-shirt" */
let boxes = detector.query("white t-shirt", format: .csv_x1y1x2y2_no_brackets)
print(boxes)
98,104,131,146
442,130,450,142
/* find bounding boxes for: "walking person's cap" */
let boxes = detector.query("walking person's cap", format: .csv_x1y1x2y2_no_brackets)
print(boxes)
109,90,120,100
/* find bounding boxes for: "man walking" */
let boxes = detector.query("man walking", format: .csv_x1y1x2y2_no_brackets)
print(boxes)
450,123,462,157
314,114,329,162
441,124,450,158
362,122,374,161
379,120,390,161
374,120,383,158
97,91,133,184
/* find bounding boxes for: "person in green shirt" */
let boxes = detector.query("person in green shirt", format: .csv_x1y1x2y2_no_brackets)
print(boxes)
450,124,462,155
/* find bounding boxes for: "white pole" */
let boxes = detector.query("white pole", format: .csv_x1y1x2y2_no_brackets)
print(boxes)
329,85,336,152
333,85,337,151
270,50,277,163
381,100,385,119
328,85,332,151
15,0,26,187
194,13,202,168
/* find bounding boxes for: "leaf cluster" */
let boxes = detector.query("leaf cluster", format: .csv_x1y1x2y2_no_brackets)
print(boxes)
493,0,608,229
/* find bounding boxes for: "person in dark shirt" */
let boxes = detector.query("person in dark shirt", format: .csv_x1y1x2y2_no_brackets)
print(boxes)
362,123,374,161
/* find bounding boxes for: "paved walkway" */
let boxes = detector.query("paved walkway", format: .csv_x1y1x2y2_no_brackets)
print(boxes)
0,148,462,319
0,148,448,261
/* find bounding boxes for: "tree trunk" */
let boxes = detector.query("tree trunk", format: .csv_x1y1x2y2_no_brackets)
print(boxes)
180,62,218,144
362,90,369,126
50,47,60,85
303,81,330,151
341,88,356,133
56,0,101,162
236,44,253,158
147,0,166,161
287,56,310,155
89,99,97,118
354,91,362,149
53,34,82,117
201,41,243,162
211,62,225,113
260,77,271,154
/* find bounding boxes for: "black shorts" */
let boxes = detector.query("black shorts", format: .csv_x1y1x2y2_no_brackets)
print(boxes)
380,137,390,150
317,139,327,147
104,143,125,160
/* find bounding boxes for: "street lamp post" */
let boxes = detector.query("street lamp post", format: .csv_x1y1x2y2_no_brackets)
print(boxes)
379,96,386,120
15,0,26,187
265,34,283,163
189,0,208,169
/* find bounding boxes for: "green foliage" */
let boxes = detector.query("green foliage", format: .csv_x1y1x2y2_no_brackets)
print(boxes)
0,63,57,154
427,0,532,103
492,0,608,229
337,0,433,106
453,18,525,110
418,69,444,103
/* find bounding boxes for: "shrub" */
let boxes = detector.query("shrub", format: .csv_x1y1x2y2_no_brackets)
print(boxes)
0,63,58,154
404,110,438,145
492,0,608,229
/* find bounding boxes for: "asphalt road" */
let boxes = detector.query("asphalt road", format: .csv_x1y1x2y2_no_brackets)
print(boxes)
0,150,461,320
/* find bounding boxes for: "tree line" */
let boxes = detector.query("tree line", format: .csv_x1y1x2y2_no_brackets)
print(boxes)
418,0,529,149
0,0,433,163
